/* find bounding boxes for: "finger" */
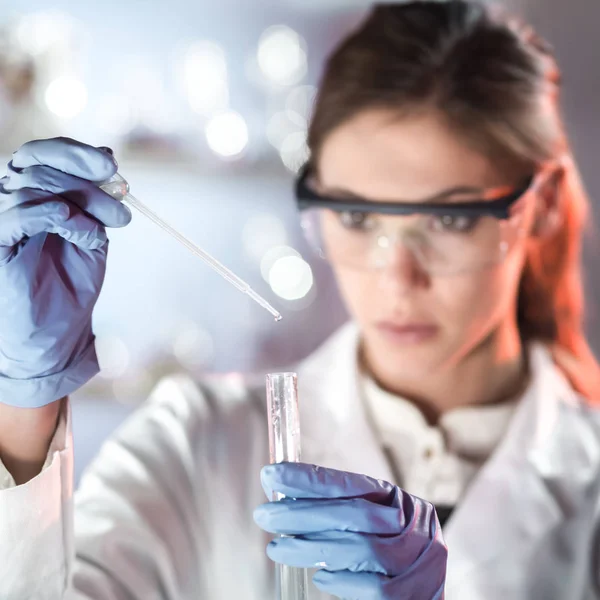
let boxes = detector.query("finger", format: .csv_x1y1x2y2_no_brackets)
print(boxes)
0,201,69,249
261,463,396,502
0,184,58,212
0,201,107,251
254,497,424,535
267,531,399,574
3,164,131,227
11,137,117,182
312,570,392,600
51,208,109,250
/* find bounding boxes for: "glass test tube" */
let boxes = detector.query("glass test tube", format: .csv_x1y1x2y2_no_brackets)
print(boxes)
265,373,309,600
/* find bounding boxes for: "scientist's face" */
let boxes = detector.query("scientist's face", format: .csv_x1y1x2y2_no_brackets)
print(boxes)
317,108,539,380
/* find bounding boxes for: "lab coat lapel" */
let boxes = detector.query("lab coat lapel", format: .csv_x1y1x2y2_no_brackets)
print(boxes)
444,344,600,597
296,322,395,483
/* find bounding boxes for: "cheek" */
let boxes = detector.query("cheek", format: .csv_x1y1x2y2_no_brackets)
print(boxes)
331,245,527,334
434,249,526,336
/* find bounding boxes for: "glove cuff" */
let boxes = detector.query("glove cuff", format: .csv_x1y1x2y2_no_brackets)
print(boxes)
0,341,100,408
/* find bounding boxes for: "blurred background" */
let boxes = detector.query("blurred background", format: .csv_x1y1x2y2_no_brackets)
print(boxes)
0,0,598,482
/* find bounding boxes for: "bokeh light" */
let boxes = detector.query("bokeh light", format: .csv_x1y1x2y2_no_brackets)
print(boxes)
266,86,313,170
172,322,215,370
44,76,88,119
285,85,317,125
266,110,299,151
268,254,314,300
181,40,229,115
242,214,288,261
260,245,301,282
16,10,76,56
279,130,309,173
205,110,249,157
257,25,307,87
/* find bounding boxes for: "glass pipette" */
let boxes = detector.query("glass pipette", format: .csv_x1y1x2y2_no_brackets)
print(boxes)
99,173,282,321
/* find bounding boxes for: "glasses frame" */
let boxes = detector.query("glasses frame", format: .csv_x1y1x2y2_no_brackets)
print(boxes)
294,163,535,220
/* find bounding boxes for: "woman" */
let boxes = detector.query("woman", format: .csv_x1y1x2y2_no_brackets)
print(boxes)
1,2,599,599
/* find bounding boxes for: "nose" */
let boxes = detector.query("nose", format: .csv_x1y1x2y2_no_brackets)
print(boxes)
376,238,429,294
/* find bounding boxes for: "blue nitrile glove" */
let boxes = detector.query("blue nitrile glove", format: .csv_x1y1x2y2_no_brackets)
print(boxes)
0,137,131,408
254,463,447,600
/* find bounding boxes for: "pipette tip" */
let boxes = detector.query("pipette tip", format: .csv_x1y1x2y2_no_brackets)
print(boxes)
245,287,282,322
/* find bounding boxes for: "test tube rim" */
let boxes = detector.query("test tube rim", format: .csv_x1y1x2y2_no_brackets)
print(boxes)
266,372,298,381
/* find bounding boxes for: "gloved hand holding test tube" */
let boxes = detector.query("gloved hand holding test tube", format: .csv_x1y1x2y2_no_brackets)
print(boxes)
99,173,282,322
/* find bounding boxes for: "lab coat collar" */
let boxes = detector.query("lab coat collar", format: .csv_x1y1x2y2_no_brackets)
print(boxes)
296,323,600,595
296,322,395,482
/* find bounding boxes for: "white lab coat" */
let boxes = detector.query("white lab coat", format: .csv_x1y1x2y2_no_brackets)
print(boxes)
1,322,600,599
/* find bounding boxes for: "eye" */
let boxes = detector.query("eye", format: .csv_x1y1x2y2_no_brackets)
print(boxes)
429,214,480,233
338,211,376,231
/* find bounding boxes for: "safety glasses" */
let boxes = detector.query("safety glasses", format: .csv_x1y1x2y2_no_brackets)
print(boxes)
294,164,542,276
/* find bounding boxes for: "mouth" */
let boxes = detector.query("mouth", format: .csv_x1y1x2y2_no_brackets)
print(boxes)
374,321,439,345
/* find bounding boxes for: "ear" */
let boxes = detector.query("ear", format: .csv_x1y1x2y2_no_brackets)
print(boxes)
530,168,563,238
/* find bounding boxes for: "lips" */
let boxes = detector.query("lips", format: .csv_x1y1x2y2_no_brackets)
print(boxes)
375,321,439,344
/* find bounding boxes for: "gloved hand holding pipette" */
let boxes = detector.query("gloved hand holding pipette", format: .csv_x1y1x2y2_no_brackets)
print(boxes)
0,138,131,408
0,136,281,409
254,462,447,600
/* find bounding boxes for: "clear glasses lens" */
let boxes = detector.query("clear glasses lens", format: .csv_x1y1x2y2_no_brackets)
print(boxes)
301,207,525,275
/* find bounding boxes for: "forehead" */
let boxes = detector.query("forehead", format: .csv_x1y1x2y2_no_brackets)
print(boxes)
318,109,523,199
